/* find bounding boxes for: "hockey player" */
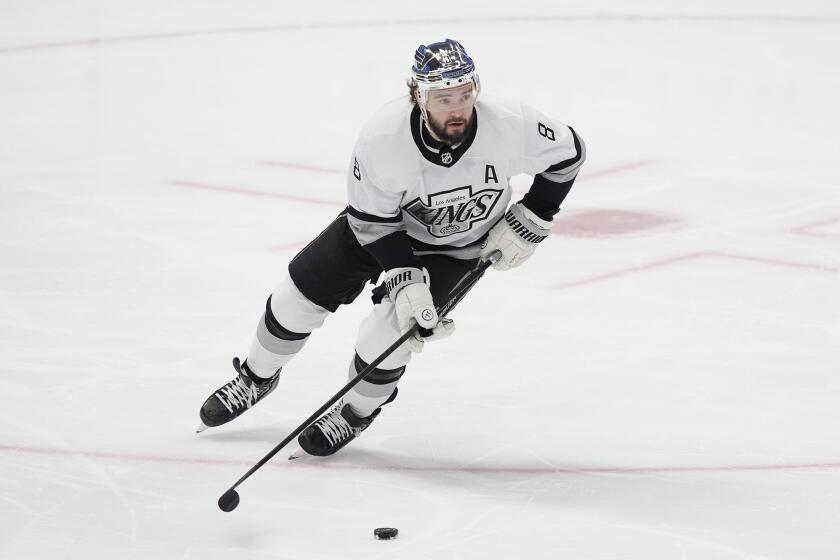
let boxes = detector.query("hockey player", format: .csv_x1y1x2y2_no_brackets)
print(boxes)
197,39,585,457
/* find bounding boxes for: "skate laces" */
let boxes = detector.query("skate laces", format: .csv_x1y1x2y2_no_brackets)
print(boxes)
316,404,360,446
217,376,259,413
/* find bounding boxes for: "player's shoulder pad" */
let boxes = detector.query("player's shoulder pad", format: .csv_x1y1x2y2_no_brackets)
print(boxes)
471,94,532,156
474,95,527,133
475,95,582,170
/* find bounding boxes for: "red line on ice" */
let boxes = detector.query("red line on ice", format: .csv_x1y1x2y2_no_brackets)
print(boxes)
1,443,838,476
259,160,343,175
173,158,653,209
553,251,838,290
257,159,659,184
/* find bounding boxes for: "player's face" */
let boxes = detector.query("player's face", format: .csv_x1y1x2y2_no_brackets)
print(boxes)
423,83,476,144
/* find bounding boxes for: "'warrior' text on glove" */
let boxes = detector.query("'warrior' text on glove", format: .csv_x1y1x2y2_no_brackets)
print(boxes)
479,203,552,271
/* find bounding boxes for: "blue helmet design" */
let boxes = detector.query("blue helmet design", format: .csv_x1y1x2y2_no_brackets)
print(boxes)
410,39,476,88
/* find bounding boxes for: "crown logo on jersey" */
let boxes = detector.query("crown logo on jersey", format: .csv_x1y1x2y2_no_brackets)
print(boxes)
403,185,503,238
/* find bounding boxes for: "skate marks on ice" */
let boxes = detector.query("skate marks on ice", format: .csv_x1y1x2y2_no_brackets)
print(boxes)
3,12,840,55
791,215,840,238
169,180,345,207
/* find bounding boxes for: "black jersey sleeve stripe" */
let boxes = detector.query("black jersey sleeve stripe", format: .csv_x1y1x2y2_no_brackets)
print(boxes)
521,174,576,221
347,205,403,224
543,127,583,174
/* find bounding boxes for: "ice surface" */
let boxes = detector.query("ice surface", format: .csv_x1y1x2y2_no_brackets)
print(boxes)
1,1,839,558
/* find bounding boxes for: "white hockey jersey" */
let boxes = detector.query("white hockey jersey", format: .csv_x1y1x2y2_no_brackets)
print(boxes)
346,94,585,268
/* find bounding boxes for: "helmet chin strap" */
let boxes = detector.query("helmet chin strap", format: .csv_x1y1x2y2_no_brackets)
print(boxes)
414,88,432,128
416,95,444,144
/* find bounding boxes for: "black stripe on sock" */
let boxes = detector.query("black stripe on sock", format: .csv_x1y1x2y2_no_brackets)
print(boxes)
265,296,310,341
354,353,405,385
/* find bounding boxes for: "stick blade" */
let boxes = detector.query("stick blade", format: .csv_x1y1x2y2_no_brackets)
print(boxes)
218,489,240,512
287,447,311,461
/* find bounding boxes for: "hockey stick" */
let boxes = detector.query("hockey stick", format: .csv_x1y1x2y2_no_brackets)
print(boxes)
217,250,501,512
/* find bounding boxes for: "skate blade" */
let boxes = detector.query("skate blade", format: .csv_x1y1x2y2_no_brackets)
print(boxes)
196,422,210,434
287,447,313,461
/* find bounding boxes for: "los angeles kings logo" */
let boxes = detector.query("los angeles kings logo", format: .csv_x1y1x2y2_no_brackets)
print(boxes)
403,185,503,238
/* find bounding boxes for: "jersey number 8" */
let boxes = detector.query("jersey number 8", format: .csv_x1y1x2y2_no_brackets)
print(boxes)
537,122,555,141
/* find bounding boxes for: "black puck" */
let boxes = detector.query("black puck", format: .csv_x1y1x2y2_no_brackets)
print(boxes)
374,527,398,540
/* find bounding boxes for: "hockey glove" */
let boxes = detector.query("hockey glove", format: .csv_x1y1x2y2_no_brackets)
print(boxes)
480,202,552,271
384,267,454,353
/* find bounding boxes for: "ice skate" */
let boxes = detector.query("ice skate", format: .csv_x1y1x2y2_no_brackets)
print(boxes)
288,401,381,459
197,357,280,432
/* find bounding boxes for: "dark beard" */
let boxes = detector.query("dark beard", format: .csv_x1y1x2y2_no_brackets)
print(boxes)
427,114,471,145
